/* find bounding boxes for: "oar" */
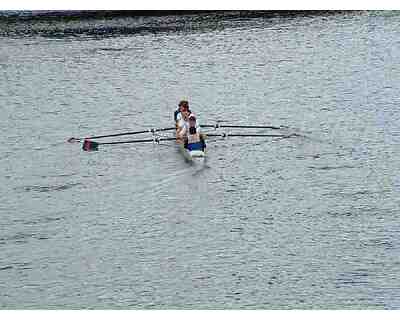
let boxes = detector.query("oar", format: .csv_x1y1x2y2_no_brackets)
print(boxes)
201,124,284,130
205,133,298,138
82,137,178,151
68,127,176,143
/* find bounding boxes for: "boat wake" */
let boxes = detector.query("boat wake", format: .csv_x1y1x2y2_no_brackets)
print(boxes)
134,160,210,197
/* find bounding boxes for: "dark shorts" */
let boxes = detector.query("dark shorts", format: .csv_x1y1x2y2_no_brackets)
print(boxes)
187,141,205,151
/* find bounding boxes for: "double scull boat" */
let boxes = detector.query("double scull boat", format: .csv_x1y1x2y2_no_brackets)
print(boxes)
69,122,297,155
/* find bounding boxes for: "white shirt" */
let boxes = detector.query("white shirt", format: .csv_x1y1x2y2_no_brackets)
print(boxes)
178,119,201,137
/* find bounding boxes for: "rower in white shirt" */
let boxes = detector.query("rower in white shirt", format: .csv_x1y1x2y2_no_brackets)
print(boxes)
174,100,191,129
176,104,191,141
180,113,206,152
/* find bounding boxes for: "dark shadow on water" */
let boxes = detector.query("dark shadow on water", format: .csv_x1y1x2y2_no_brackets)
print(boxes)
0,10,361,39
0,10,358,21
19,182,82,193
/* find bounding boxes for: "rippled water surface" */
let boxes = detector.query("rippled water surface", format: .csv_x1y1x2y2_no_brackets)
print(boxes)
1,11,400,309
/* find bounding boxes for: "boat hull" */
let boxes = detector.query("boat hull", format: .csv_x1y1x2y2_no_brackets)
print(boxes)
177,141,205,161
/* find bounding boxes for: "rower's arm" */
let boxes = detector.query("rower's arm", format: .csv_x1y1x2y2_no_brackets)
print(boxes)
176,124,187,139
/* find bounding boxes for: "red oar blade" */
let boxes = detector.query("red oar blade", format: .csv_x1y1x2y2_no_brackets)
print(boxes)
82,139,99,151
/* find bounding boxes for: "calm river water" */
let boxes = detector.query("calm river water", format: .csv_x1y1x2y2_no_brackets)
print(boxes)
0,11,399,309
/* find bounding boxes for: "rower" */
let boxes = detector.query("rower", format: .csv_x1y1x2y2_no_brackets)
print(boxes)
174,100,191,128
176,106,191,141
183,114,206,151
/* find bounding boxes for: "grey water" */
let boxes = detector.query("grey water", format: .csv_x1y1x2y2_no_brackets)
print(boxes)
1,11,400,309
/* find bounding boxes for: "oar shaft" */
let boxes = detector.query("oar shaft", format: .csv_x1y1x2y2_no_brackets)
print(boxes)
82,136,178,151
86,127,176,140
98,137,177,145
87,130,149,140
206,133,290,137
202,124,282,130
